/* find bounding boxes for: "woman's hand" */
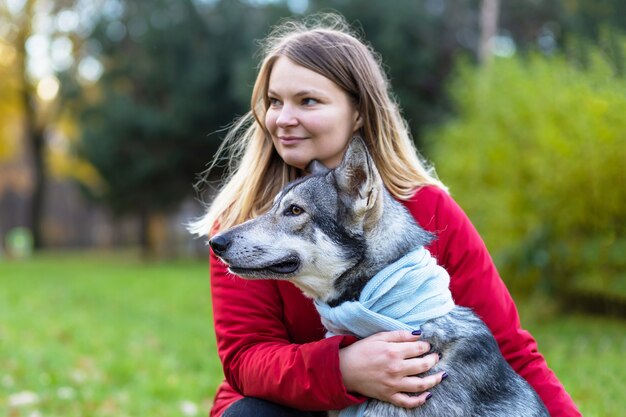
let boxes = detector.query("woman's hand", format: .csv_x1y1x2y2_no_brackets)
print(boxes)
338,330,445,408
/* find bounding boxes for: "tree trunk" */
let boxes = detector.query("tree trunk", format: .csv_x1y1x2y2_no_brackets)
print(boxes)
479,0,501,65
16,0,47,250
139,210,169,260
139,208,152,259
27,126,46,250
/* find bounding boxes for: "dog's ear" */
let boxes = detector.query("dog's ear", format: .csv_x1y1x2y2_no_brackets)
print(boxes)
334,136,383,228
306,160,330,175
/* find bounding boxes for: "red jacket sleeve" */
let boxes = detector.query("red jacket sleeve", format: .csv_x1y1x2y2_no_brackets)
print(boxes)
210,251,365,411
411,186,581,417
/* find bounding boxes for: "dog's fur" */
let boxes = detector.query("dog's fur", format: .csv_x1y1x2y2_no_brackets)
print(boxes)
209,138,549,417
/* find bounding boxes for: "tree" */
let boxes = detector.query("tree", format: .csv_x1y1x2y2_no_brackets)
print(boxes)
0,0,93,249
0,0,50,249
427,49,626,310
62,0,276,254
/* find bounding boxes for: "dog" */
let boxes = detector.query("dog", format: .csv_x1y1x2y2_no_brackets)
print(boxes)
209,138,549,417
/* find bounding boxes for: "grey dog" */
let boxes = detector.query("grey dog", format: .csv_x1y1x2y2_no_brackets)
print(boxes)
209,138,549,417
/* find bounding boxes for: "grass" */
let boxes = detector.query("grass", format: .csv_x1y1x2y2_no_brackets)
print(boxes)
0,251,220,417
1,252,625,416
516,296,626,417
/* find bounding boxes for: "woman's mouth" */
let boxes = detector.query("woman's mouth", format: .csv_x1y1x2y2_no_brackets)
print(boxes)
278,136,307,145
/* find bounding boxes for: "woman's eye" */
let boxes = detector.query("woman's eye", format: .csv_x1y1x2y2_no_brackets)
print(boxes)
286,204,304,216
268,97,281,107
302,97,318,106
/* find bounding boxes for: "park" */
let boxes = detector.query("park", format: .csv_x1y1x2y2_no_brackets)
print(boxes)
1,1,625,416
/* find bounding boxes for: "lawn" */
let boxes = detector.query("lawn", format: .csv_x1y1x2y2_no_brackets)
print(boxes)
1,252,625,416
0,252,220,417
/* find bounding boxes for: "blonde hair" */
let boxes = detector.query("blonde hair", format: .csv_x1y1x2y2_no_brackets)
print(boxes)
190,13,446,237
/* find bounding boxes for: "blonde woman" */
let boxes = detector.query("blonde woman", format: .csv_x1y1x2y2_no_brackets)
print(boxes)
192,14,580,417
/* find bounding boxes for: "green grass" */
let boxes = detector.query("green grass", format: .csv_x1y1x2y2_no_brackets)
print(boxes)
1,252,625,416
516,297,626,417
0,252,220,417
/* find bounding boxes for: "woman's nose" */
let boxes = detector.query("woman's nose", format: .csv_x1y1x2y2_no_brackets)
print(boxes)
276,105,298,127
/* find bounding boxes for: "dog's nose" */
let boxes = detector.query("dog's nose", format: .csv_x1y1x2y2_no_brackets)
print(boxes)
209,235,230,255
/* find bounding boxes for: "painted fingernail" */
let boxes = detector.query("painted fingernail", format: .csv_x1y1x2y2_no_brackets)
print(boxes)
411,330,422,336
442,372,449,380
438,352,443,360
426,393,433,401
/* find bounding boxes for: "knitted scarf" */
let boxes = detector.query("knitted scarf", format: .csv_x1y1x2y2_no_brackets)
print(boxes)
314,246,455,417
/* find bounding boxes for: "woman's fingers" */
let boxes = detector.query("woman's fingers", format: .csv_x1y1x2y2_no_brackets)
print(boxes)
388,391,433,409
388,372,447,408
403,353,440,375
393,339,432,359
371,331,432,360
398,371,446,394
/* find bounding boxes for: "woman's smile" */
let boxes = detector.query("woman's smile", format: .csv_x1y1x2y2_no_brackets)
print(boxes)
278,135,308,146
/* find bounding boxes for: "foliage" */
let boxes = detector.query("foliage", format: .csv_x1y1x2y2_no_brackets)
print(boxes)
64,0,484,224
561,0,626,39
5,0,626,253
0,39,20,161
1,253,625,416
427,42,626,301
60,0,626,218
46,114,105,190
62,0,273,216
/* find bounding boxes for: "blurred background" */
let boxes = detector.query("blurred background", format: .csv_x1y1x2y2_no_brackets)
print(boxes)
1,0,625,416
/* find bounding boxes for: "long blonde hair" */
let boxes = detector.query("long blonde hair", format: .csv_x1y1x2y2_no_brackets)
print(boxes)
190,13,446,237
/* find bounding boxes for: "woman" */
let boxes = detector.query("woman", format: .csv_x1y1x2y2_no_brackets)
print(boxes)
191,14,581,417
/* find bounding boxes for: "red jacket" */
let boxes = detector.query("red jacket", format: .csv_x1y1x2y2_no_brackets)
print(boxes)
208,186,581,417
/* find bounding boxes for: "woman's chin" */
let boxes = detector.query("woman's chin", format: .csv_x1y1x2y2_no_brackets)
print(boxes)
277,152,310,170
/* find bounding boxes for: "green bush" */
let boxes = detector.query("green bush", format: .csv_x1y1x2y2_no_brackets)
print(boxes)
426,45,626,303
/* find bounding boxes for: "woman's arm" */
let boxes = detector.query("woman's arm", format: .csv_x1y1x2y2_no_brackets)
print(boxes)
409,186,582,417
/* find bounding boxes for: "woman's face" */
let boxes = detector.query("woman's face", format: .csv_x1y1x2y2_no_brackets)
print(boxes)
265,56,362,170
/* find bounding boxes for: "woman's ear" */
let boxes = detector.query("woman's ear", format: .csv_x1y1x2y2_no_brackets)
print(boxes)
353,112,364,131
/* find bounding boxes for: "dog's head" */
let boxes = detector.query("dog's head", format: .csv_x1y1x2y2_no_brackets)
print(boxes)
209,137,385,301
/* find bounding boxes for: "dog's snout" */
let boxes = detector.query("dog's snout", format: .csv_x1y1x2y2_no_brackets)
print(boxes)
209,235,230,255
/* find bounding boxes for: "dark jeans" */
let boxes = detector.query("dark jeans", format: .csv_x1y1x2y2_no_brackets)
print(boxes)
223,397,327,417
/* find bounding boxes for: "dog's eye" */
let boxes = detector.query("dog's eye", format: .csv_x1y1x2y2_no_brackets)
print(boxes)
285,204,304,216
